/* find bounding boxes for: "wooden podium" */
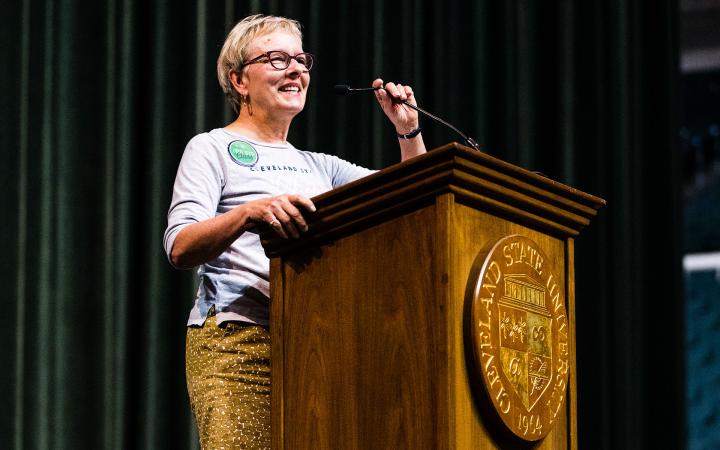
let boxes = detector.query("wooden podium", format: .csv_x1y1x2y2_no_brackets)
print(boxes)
263,143,605,449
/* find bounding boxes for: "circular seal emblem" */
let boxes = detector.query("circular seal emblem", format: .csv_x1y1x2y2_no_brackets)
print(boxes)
228,140,259,167
467,235,569,441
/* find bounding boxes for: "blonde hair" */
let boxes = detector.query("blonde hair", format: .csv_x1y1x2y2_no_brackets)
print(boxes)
217,14,303,115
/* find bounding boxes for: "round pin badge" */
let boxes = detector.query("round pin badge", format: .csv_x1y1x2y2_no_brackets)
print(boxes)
228,140,259,167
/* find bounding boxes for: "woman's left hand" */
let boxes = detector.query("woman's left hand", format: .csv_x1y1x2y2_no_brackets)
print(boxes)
372,78,420,135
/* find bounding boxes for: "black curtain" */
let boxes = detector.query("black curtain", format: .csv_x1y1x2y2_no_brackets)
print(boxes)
1,0,684,448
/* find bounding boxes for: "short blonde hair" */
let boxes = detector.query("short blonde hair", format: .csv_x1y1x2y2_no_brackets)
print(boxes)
217,14,303,114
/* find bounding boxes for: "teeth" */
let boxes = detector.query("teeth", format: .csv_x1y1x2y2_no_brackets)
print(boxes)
280,86,300,92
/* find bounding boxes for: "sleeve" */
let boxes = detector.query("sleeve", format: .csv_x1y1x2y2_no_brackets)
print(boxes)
314,152,376,188
163,135,225,265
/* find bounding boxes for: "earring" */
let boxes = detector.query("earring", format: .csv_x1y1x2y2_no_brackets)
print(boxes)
244,95,253,115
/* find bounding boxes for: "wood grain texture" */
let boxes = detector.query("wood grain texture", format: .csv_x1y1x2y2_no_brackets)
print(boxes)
566,238,578,450
448,201,569,449
275,207,446,449
270,258,286,450
262,143,605,258
269,143,603,449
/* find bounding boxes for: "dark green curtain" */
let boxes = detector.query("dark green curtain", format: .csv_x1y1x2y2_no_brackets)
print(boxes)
1,0,683,449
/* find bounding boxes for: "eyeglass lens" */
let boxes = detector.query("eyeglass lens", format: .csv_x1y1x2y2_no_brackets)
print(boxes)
267,51,313,70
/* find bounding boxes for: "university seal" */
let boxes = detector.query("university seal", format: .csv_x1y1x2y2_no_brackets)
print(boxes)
467,235,569,440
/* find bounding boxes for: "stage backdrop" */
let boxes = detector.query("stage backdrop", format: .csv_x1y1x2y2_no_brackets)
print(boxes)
0,0,684,449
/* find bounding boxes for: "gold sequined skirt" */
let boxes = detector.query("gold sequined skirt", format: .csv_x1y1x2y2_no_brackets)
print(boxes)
186,314,271,450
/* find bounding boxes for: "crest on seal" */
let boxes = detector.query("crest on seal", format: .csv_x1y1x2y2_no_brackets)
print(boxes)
467,235,570,441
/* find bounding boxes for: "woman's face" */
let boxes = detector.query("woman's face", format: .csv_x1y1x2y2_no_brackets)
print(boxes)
239,31,310,119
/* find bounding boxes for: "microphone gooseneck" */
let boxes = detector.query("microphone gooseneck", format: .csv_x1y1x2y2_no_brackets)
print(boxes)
334,83,481,152
334,84,381,95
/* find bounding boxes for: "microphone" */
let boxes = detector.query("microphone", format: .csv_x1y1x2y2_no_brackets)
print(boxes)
334,84,481,151
334,84,379,94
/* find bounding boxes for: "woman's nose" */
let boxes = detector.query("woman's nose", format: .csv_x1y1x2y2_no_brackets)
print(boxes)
286,57,307,74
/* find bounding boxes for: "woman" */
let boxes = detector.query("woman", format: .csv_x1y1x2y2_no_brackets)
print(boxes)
164,14,426,449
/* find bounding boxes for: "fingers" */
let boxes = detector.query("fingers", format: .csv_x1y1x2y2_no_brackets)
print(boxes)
261,194,316,239
265,214,289,239
268,205,301,239
288,194,317,213
384,82,408,102
373,78,388,105
374,80,415,103
400,84,415,105
371,78,420,133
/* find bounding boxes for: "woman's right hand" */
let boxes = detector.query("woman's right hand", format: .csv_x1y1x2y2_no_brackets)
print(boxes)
243,194,316,239
170,194,316,268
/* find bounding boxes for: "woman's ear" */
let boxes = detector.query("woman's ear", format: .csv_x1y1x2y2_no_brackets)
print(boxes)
229,70,248,97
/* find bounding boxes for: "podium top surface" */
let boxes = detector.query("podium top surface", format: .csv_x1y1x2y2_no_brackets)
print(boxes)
262,143,606,257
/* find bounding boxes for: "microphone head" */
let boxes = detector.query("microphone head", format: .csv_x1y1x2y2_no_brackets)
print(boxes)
333,84,351,95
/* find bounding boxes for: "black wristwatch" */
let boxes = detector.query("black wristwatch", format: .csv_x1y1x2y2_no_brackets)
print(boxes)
396,127,422,140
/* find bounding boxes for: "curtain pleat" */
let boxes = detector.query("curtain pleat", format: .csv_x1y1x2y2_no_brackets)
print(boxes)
1,0,683,448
